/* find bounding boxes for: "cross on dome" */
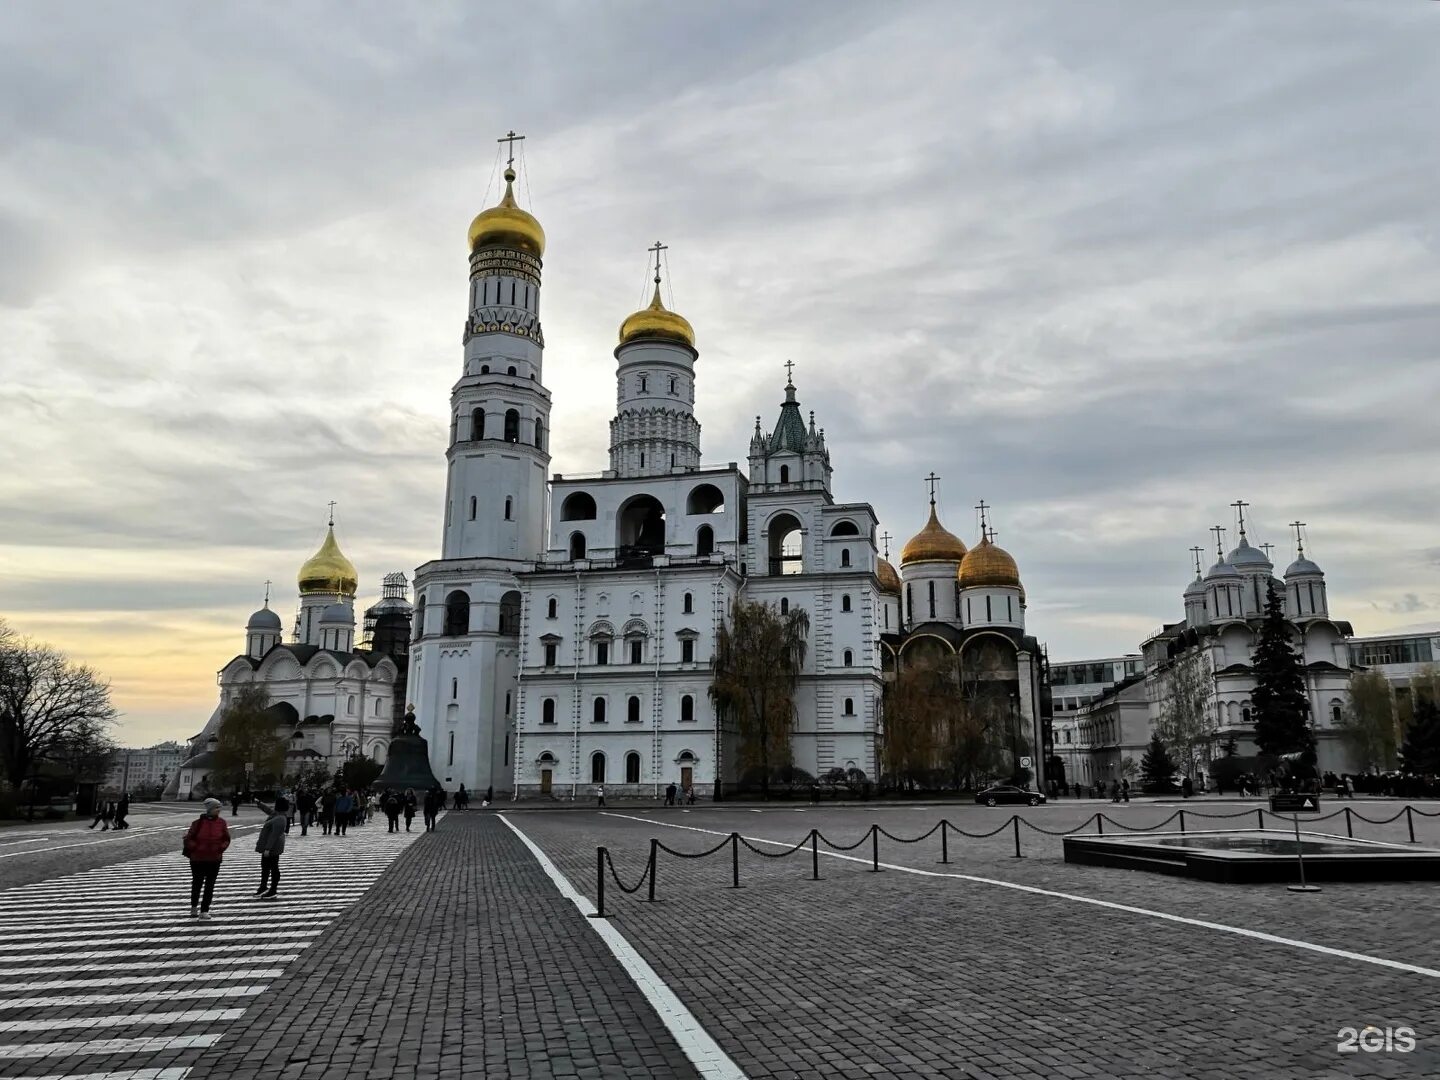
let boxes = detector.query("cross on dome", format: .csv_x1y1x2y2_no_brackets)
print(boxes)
1290,520,1308,557
1210,525,1227,560
648,240,668,286
498,129,526,168
1231,499,1250,540
924,472,941,508
1189,546,1205,577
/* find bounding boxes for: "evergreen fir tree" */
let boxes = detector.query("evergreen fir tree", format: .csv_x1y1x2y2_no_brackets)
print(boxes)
1399,697,1440,775
1139,735,1179,793
1250,581,1313,757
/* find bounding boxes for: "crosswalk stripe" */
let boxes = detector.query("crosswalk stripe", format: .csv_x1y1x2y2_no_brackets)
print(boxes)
0,1008,248,1033
0,987,266,1010
0,929,322,952
0,942,310,964
3,972,283,992
0,913,339,933
0,1034,223,1059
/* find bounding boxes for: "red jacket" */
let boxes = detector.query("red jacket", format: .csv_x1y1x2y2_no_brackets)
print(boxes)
184,815,231,862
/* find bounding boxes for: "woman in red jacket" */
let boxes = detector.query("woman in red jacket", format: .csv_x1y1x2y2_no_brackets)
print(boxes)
184,797,231,920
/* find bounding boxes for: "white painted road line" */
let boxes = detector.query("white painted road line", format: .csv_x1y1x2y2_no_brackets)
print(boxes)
499,814,747,1080
0,827,259,859
0,958,299,978
0,913,339,934
604,813,1440,981
0,987,266,1010
0,942,311,964
0,1008,248,1033
0,1034,223,1059
3,974,281,993
0,929,322,951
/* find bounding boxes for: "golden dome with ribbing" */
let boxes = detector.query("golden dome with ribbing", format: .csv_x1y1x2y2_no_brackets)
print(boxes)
876,558,902,594
619,285,695,349
899,508,968,567
298,526,358,597
958,537,1021,589
467,167,545,258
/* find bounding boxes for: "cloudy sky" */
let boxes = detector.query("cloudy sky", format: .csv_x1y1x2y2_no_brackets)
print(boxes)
2,1,1437,746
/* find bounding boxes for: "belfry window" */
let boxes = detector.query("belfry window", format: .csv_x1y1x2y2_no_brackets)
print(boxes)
843,649,853,667
535,419,544,448
542,698,556,724
640,375,648,393
779,465,790,483
696,526,714,557
472,408,484,440
681,639,695,663
469,496,477,520
507,365,517,376
593,699,607,724
547,598,557,619
841,595,852,613
683,592,693,614
928,581,936,619
627,696,641,724
504,409,520,442
681,694,694,723
505,497,513,521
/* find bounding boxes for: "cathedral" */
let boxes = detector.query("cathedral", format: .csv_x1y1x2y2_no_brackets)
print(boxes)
409,142,1052,799
170,524,414,798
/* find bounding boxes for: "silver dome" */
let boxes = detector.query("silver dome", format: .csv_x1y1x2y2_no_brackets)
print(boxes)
247,607,283,630
1226,538,1272,569
1204,559,1240,581
319,602,354,625
1285,557,1324,578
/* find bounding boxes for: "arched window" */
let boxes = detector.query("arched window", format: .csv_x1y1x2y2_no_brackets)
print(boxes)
547,597,557,619
683,592,693,614
830,520,860,537
843,649,853,667
591,751,606,783
504,496,513,521
669,376,677,394
695,525,714,557
469,496,477,520
346,695,355,714
450,678,458,700
507,365,517,376
779,465,790,483
627,695,641,724
471,407,484,440
686,484,725,515
480,364,489,374
780,598,789,615
504,409,520,442
375,698,382,715
414,596,426,641
617,494,666,556
570,532,587,560
542,698,556,725
768,513,803,575
625,752,641,784
1242,707,1251,725
1331,703,1342,724
593,698,607,724
444,591,470,636
840,549,851,568
841,595,852,612
534,418,544,448
561,492,597,520
928,581,936,619
844,697,855,716
499,590,521,636
681,694,694,723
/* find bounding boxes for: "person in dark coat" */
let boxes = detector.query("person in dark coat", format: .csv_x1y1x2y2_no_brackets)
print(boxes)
230,791,242,817
112,794,130,829
402,788,417,832
184,798,231,919
422,788,441,831
333,790,352,836
319,790,335,835
665,783,677,806
297,789,316,835
382,789,402,833
255,797,288,899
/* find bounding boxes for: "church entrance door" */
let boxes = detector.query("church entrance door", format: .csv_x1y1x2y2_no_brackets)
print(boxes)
680,766,693,791
540,769,552,795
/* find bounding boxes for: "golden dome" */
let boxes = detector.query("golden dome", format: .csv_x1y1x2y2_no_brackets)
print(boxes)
467,167,545,258
899,507,968,567
298,525,358,597
876,558,902,595
958,537,1022,589
618,284,696,349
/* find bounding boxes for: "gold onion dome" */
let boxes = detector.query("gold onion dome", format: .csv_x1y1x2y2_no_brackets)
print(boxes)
958,537,1022,589
298,526,359,597
467,167,545,258
899,507,969,567
876,558,902,594
618,285,696,349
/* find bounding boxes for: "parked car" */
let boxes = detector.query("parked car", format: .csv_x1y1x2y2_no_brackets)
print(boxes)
975,784,1046,807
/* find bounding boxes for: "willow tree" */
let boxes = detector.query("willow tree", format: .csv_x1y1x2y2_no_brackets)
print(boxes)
710,598,809,798
1338,670,1398,772
213,685,287,789
1156,649,1213,778
883,665,945,789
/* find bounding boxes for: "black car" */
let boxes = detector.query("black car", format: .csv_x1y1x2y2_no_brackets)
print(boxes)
975,784,1046,807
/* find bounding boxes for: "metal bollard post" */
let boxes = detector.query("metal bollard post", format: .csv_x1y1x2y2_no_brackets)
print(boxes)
1407,805,1417,844
647,839,658,903
1096,813,1104,836
1257,808,1264,830
1344,806,1353,839
590,847,606,919
811,829,820,880
870,825,881,872
1012,815,1024,858
1179,809,1186,834
940,820,949,865
729,832,743,889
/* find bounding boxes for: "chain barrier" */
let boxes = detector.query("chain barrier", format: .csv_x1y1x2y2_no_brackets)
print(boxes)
1184,808,1263,819
1017,816,1095,837
1096,810,1182,832
877,821,944,844
602,848,653,895
738,833,810,859
655,835,733,859
943,819,1017,839
1349,808,1410,825
815,828,876,851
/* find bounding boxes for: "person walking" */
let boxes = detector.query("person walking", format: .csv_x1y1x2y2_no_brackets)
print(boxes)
382,789,401,833
255,797,287,900
1121,779,1131,804
113,793,130,829
87,800,108,829
484,785,493,808
665,782,677,807
230,790,242,817
184,798,231,920
595,785,606,807
403,788,417,832
319,790,335,835
297,789,316,836
457,784,469,811
422,787,440,831
284,793,297,833
334,790,352,837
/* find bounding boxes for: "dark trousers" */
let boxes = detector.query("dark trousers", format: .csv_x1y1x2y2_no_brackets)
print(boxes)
189,860,221,910
299,811,312,835
386,813,399,833
404,812,414,832
335,816,347,836
422,810,435,831
321,815,332,835
259,853,280,895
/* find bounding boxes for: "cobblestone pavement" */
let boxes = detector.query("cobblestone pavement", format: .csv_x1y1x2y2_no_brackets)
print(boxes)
511,801,1440,1079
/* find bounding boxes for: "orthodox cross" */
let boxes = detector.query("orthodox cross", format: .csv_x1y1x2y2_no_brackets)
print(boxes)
987,527,998,544
327,501,337,526
648,240,668,285
975,499,990,535
1260,542,1275,560
1231,499,1250,540
263,579,272,607
880,531,892,560
784,359,795,385
924,472,941,508
1210,525,1227,560
1289,520,1307,557
1189,546,1204,576
497,129,526,168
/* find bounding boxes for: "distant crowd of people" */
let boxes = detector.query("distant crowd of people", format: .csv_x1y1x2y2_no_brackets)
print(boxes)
86,794,130,830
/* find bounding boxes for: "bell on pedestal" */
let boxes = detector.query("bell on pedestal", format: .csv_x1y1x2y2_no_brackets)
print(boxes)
374,708,441,792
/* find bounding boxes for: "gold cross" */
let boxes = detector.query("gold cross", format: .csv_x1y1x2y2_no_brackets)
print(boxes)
327,501,337,526
648,240,668,285
924,472,941,507
498,130,526,167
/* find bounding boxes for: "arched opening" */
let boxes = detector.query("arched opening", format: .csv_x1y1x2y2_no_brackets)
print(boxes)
627,695,641,724
843,649,853,667
681,694,694,723
682,592,693,614
414,596,426,640
534,418,544,448
840,549,851,568
346,695,355,714
768,513,803,575
830,520,860,537
504,496,513,520
560,492,597,521
593,698,607,724
695,525,714,557
625,752,641,784
504,409,520,442
841,595,852,612
542,698,555,725
780,598,789,615
507,365,517,376
779,465,790,483
844,697,855,716
569,532,587,560
547,597,557,619
591,751,606,783
469,496,477,520
499,590,521,636
443,591,470,636
480,364,490,374
471,407,485,440
618,494,666,558
686,484,725,515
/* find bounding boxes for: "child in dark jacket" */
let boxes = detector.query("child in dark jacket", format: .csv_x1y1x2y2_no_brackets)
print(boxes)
255,797,288,899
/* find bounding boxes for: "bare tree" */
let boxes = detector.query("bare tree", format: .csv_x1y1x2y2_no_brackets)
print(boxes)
1338,670,1398,772
212,685,287,790
0,621,118,789
1155,649,1213,778
881,666,942,789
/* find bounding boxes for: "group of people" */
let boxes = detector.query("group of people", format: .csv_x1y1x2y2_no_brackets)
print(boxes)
86,793,130,830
